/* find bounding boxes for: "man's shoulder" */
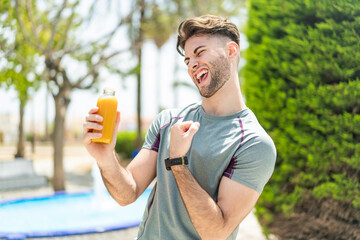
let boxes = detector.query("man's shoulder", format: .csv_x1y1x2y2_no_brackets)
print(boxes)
152,102,201,127
240,109,276,156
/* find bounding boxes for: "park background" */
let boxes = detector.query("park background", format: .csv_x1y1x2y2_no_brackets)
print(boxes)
1,0,359,239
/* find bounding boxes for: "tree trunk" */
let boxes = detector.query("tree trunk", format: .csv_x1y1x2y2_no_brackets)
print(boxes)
52,88,71,191
135,0,145,149
156,47,162,113
136,50,142,149
173,56,180,108
45,84,50,141
15,98,25,158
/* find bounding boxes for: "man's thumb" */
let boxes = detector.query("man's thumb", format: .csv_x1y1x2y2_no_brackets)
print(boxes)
111,111,121,144
187,122,200,136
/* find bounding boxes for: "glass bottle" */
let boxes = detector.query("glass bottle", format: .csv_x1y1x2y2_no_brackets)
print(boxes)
92,88,118,144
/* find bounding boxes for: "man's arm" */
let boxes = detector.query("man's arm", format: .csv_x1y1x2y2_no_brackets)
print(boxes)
172,166,259,239
83,107,157,206
170,121,260,239
99,148,157,206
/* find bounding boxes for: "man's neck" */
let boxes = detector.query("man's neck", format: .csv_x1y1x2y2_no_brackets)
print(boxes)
201,77,246,116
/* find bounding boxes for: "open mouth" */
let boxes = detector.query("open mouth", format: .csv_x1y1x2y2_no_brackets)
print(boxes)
195,69,208,84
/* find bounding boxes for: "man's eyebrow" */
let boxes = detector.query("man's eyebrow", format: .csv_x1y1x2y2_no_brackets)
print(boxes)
194,45,205,54
184,45,206,63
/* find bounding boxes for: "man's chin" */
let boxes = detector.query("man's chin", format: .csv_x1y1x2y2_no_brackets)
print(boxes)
200,90,216,98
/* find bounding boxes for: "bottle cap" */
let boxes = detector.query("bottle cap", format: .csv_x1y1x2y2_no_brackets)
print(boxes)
103,87,116,95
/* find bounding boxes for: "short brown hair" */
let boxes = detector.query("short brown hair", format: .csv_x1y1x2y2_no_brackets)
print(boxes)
176,15,240,56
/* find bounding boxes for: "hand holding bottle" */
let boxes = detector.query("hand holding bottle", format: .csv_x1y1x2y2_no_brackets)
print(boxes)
83,88,120,164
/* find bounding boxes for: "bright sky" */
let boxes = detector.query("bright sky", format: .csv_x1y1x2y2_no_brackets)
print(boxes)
0,2,248,135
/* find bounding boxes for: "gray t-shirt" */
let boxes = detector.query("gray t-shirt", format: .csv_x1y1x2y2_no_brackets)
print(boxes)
138,102,276,239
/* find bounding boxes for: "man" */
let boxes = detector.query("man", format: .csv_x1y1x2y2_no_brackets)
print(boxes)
83,15,276,239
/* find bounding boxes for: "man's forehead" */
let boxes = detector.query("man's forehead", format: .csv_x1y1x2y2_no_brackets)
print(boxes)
184,35,211,54
184,34,227,54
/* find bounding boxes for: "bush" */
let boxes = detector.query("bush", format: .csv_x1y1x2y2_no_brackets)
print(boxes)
243,0,360,231
115,131,144,159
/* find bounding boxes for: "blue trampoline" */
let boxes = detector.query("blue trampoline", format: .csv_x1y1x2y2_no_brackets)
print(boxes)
0,188,150,240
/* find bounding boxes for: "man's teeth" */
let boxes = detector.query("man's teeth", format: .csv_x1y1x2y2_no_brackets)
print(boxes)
196,70,208,80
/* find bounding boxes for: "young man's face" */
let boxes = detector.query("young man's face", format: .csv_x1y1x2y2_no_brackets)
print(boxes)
184,34,231,98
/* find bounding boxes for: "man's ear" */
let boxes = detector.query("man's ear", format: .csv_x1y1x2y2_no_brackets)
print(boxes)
227,41,239,59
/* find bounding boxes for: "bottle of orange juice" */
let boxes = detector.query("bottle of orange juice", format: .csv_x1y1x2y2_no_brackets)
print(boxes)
92,88,118,144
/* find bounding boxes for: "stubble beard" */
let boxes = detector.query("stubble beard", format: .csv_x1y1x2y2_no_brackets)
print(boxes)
198,56,231,98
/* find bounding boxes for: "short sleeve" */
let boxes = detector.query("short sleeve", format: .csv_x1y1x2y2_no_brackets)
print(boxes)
223,134,276,194
142,113,162,152
142,110,173,152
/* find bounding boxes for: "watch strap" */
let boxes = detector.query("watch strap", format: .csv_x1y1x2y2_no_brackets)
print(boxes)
165,156,188,170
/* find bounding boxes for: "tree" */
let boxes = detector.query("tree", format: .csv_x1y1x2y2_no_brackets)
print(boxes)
144,4,175,113
13,0,130,191
0,0,41,158
10,0,245,191
243,0,360,239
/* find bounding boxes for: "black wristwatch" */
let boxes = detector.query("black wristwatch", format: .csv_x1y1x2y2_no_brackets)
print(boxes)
164,156,188,170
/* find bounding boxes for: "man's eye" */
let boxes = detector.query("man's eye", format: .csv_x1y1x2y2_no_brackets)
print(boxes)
197,50,205,56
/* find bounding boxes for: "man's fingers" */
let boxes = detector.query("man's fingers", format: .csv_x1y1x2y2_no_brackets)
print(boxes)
174,121,200,135
115,111,121,125
83,122,103,132
83,106,103,135
83,107,103,141
169,121,200,158
82,121,103,143
86,114,103,123
83,132,102,145
179,121,194,132
187,122,200,136
88,107,99,114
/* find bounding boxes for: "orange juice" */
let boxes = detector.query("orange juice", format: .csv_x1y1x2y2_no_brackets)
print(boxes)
92,88,118,144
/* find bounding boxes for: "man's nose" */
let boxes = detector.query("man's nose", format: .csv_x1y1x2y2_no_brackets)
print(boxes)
188,59,198,71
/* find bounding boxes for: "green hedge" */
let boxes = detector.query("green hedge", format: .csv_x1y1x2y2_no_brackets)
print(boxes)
115,131,144,159
243,0,360,223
